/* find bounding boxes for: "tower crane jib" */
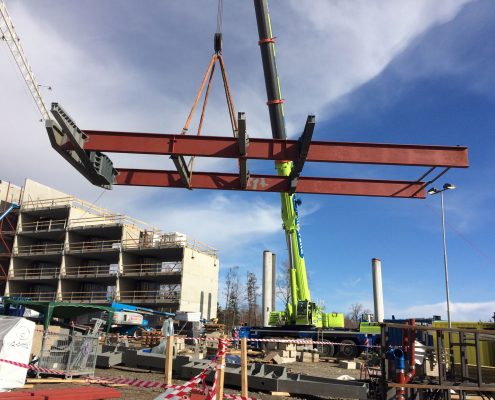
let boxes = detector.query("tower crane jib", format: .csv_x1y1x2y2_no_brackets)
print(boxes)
0,0,50,121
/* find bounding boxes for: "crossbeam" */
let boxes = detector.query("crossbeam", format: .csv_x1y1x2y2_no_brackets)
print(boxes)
83,130,468,168
115,169,426,198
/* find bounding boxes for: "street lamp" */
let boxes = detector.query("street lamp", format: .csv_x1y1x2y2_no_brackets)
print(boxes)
427,183,456,328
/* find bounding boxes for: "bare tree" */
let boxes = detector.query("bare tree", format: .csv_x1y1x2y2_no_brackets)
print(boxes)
223,266,241,330
276,259,291,309
346,303,371,329
246,272,259,326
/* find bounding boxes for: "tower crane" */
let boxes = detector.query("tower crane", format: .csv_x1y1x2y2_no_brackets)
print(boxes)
0,0,50,121
1,0,115,189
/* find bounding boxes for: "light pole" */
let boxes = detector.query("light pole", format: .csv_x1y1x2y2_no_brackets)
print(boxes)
427,183,456,328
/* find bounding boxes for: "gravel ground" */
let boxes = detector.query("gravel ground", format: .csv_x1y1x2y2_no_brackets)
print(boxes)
19,359,365,400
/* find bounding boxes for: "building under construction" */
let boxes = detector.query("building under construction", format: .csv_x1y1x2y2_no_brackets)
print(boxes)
0,179,219,319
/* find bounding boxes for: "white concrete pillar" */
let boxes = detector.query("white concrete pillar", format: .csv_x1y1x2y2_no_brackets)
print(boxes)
271,253,276,311
262,250,273,326
372,258,384,323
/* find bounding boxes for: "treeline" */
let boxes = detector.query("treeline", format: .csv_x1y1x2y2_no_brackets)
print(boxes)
217,266,261,330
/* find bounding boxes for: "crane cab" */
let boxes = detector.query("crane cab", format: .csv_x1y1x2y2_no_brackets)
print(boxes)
296,300,322,327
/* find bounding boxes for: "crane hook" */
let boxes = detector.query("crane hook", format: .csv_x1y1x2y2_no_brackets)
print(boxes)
214,32,222,54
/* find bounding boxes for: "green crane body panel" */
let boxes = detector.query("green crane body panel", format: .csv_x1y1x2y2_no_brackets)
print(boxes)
269,161,342,328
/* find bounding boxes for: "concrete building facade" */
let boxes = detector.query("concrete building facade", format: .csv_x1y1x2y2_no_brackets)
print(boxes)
0,179,219,319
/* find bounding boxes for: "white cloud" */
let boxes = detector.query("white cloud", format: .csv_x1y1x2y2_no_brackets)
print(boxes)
0,0,475,267
278,0,473,127
389,300,495,322
114,192,282,252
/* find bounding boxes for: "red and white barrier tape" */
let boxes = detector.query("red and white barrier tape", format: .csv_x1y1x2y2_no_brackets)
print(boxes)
205,339,228,400
105,333,380,349
1,337,256,400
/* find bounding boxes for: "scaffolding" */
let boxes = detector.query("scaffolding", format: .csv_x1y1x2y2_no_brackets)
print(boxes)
3,181,219,319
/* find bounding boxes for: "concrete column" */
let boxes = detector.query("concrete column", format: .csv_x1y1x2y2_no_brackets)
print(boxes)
372,258,384,323
271,253,276,311
262,250,273,326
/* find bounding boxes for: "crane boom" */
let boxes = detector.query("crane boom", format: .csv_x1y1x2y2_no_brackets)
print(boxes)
254,0,331,327
0,0,50,121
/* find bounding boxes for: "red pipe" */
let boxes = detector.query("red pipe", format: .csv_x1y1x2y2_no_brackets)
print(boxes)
405,319,416,383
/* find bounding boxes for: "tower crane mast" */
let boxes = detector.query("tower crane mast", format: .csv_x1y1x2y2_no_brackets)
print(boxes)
0,0,50,121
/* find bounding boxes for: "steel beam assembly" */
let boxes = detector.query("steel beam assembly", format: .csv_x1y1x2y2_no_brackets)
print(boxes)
116,169,427,198
82,129,468,168
46,103,117,188
48,102,468,198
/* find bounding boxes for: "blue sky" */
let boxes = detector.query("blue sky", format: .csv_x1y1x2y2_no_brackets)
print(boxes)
1,1,493,321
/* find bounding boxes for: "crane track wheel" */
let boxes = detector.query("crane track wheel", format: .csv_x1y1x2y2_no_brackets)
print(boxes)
319,340,335,357
338,339,358,358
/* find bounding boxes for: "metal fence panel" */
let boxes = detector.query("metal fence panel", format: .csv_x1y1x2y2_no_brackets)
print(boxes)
38,332,99,377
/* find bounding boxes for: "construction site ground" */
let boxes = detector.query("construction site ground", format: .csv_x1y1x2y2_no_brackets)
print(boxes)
20,359,363,400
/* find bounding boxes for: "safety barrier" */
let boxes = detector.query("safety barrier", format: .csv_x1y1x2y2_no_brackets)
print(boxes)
0,337,257,400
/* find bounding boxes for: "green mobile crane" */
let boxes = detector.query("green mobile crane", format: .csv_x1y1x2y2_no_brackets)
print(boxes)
268,162,344,329
253,1,344,329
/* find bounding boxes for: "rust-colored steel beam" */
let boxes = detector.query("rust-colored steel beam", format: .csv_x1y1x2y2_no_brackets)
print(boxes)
115,168,426,198
83,130,468,168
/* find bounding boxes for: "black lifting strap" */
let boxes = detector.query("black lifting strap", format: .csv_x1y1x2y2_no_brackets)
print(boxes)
214,32,222,54
214,0,223,54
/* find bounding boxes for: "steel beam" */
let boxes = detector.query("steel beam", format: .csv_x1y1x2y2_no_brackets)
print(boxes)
170,154,191,189
83,130,468,168
237,112,249,189
115,169,426,198
290,115,315,193
47,104,117,188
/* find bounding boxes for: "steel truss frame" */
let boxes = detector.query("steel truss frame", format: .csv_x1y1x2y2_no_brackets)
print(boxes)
47,105,468,199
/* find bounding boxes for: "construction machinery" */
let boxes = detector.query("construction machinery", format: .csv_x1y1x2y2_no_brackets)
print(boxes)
2,0,469,357
109,301,174,336
0,203,19,222
253,1,342,329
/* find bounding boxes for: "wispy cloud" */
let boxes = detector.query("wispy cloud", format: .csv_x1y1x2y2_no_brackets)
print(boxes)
0,0,477,275
389,300,495,322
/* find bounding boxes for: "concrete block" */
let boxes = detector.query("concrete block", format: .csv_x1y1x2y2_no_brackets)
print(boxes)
96,351,123,368
300,352,314,363
272,354,284,365
339,360,356,369
278,343,296,351
263,342,278,351
279,350,290,358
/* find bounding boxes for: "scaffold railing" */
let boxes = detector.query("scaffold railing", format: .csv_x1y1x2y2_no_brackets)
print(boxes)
64,265,117,277
65,239,121,253
20,196,158,231
19,219,67,232
119,290,180,303
62,291,110,303
10,266,60,279
14,242,64,255
7,291,56,301
121,236,217,257
121,262,182,276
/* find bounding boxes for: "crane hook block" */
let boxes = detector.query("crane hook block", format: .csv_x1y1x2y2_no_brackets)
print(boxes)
214,32,222,54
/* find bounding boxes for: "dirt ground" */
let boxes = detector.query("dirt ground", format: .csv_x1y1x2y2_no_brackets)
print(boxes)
17,359,365,400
